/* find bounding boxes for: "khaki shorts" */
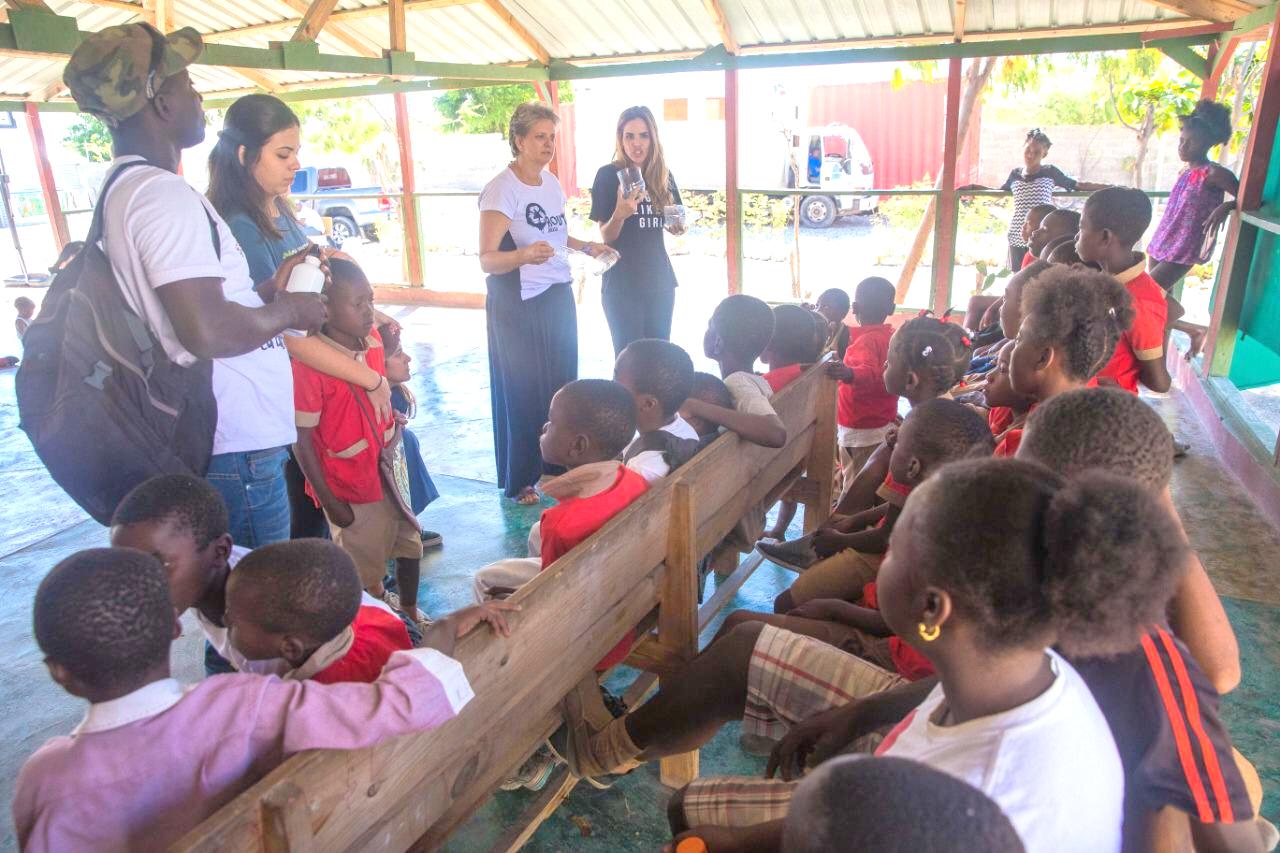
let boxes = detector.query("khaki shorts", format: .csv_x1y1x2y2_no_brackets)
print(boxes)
837,444,877,501
787,548,882,606
683,624,905,828
330,492,423,589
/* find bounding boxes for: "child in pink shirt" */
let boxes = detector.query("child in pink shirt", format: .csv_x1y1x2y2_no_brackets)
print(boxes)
14,548,515,853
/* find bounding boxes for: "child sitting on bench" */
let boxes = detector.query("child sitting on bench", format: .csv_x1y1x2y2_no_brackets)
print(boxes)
762,303,829,540
615,338,699,484
473,379,647,615
225,539,415,683
13,547,512,852
110,474,277,677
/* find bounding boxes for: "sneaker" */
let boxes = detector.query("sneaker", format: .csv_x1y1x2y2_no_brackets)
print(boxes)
558,676,637,780
757,536,819,573
420,529,443,548
499,746,559,792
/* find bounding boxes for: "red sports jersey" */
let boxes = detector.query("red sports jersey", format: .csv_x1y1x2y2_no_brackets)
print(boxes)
1096,257,1167,393
838,324,898,430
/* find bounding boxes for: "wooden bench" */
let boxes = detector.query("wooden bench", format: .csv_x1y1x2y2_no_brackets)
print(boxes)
174,360,837,853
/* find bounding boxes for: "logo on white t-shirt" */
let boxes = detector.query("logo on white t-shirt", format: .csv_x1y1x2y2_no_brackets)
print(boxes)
525,202,565,233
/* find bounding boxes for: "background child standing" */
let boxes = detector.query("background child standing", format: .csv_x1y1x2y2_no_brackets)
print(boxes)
824,277,898,499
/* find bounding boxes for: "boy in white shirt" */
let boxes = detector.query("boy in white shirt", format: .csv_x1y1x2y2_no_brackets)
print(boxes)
615,338,700,483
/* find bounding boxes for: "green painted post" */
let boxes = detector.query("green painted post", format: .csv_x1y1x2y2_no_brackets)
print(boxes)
1158,43,1208,78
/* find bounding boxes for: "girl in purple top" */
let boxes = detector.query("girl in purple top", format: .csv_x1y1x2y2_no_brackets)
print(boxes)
1147,101,1239,356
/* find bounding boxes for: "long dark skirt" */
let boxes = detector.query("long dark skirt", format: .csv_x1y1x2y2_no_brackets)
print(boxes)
486,276,578,497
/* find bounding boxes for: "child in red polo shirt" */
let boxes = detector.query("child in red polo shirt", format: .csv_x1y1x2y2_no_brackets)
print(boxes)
1005,265,1134,456
1076,187,1173,394
292,259,425,628
823,277,898,498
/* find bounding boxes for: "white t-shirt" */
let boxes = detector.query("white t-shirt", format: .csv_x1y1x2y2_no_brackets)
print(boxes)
478,166,571,300
724,371,777,417
99,157,296,456
881,650,1124,853
624,415,700,484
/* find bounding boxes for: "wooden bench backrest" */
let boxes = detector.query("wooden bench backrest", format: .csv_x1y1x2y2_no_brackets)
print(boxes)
174,361,836,853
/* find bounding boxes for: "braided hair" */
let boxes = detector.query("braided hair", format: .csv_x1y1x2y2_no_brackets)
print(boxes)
1025,128,1053,148
890,317,957,397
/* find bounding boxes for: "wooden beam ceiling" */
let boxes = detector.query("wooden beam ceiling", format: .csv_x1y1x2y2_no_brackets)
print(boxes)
1144,0,1257,24
389,0,406,51
291,0,340,42
277,0,382,57
953,0,966,41
701,0,738,53
479,0,549,64
233,67,281,91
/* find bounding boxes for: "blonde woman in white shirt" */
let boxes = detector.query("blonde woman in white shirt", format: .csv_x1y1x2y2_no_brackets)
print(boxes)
478,102,612,505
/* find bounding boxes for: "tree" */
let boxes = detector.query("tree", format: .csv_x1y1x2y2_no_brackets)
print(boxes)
1092,51,1197,187
62,115,112,163
292,98,398,187
434,83,573,134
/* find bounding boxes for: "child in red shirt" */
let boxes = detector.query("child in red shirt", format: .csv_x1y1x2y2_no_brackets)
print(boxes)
225,540,411,683
983,341,1035,455
1006,265,1134,456
823,277,898,497
291,259,425,627
227,540,513,683
1076,187,1172,394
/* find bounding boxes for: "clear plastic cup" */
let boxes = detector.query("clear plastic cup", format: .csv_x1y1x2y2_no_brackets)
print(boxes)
663,205,701,229
555,245,618,276
617,165,645,196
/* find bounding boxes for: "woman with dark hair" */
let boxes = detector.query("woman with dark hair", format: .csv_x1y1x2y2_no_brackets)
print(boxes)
589,105,685,355
206,94,399,542
479,102,612,504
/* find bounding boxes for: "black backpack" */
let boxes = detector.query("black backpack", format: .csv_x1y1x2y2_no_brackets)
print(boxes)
622,430,702,473
16,161,219,525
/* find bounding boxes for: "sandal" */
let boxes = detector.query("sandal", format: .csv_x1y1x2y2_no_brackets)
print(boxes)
512,486,540,506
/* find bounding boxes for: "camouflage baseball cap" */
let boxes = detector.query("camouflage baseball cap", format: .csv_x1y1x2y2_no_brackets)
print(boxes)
63,23,203,127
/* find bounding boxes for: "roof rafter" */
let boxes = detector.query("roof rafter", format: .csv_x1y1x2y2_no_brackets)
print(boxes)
953,0,966,41
478,0,549,64
1143,0,1257,24
290,0,341,42
701,0,739,53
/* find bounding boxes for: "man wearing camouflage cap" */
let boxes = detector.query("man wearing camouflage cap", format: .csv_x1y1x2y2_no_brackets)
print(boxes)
62,23,327,547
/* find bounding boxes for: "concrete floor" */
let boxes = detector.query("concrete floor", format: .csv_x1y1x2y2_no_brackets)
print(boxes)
1,291,1278,852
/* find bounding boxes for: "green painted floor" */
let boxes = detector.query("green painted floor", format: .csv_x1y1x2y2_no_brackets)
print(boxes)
0,295,1278,851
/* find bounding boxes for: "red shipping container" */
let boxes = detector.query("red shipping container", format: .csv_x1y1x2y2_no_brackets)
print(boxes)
808,78,982,190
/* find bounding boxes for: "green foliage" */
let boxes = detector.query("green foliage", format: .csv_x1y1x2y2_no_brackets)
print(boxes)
292,98,397,187
891,61,938,91
974,259,1012,293
875,178,933,231
61,115,112,163
435,83,574,135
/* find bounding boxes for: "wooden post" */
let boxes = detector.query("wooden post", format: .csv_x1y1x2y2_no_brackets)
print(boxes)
931,56,963,316
725,67,742,294
393,93,424,286
658,481,700,787
24,103,69,253
1202,16,1280,374
1201,35,1239,100
801,362,838,534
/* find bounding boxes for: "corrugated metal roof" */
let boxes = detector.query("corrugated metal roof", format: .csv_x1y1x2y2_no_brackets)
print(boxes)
1,0,1270,100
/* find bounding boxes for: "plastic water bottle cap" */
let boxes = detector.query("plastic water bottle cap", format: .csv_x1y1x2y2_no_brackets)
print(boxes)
304,256,320,267
675,839,708,853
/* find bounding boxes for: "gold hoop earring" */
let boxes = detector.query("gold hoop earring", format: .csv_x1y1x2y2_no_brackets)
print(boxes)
918,622,940,643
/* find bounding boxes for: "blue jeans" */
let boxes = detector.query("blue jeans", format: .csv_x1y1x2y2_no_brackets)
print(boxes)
206,446,291,548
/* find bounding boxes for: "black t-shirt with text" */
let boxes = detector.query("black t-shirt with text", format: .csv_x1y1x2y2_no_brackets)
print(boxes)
589,163,681,292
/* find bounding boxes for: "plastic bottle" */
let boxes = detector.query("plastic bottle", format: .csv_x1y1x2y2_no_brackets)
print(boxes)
287,255,325,294
675,838,708,853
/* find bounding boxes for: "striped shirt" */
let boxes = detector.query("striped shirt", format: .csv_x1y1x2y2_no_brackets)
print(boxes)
1001,165,1078,247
